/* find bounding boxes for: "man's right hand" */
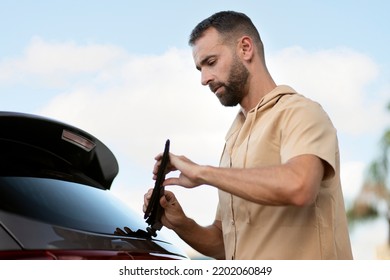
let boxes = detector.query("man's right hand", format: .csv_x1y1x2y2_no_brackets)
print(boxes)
143,189,186,230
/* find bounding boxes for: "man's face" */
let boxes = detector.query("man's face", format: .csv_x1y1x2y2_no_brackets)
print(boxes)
215,54,249,107
192,28,249,107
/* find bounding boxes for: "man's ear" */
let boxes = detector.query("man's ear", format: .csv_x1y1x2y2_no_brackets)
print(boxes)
237,36,254,61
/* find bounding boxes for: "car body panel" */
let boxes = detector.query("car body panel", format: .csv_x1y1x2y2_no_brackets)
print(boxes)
0,111,118,189
0,112,188,260
0,211,186,259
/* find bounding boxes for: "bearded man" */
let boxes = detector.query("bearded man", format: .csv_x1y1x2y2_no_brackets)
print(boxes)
143,11,353,260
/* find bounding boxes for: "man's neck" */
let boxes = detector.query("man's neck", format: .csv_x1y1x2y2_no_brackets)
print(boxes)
240,80,277,116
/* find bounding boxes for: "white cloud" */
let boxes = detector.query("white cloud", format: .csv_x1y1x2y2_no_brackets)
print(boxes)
340,161,366,205
268,46,388,135
0,37,128,87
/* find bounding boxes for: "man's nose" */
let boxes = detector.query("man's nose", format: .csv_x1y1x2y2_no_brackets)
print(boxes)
201,69,213,86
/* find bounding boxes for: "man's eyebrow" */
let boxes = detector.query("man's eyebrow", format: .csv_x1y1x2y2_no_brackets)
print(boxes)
196,55,215,71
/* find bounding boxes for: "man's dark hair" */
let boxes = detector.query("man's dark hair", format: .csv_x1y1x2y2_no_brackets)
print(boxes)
189,11,263,55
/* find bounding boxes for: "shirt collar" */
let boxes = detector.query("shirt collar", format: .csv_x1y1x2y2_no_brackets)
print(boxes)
225,85,297,141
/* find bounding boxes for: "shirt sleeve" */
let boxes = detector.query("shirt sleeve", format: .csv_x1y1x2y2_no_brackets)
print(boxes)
279,96,338,180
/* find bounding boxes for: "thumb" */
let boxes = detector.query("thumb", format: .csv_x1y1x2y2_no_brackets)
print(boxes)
163,177,180,187
160,191,176,208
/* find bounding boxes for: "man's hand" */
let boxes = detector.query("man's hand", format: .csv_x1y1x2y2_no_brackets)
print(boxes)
153,153,205,189
143,189,187,230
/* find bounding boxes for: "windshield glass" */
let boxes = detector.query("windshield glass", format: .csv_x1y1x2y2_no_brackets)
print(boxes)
0,177,145,235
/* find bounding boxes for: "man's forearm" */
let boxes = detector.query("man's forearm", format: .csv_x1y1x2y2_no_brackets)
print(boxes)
173,217,225,259
198,154,324,207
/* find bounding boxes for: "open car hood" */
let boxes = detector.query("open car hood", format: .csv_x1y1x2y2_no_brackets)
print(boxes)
0,112,118,190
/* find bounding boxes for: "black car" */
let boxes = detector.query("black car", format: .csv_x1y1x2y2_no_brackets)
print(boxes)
0,112,187,260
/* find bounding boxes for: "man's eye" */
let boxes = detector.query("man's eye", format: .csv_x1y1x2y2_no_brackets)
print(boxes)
208,59,216,66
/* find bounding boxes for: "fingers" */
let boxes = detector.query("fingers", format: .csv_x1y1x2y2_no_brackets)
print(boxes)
153,152,177,180
159,191,185,230
143,189,175,214
163,177,179,187
152,153,165,180
152,153,163,178
143,188,154,213
154,152,164,162
160,190,176,208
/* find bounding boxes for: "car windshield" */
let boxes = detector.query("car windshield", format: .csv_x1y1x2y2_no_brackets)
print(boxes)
0,177,146,235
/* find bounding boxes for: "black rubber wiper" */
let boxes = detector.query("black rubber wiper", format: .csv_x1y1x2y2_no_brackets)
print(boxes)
144,139,170,237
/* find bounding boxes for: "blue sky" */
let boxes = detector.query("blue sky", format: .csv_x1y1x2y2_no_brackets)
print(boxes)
1,0,389,259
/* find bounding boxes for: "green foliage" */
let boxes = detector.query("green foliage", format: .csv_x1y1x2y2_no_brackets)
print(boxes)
347,204,378,225
347,101,390,243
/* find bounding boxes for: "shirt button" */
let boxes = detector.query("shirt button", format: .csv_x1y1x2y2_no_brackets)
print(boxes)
231,220,235,225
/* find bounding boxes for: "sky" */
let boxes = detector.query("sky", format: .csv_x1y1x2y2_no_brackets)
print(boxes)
1,0,389,259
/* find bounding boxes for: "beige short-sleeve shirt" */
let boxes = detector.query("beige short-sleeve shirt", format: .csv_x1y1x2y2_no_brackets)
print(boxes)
216,85,353,259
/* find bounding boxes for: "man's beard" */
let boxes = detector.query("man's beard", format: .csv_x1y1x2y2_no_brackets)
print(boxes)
210,56,249,107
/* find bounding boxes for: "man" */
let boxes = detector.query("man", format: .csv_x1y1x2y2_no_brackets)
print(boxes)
144,11,353,259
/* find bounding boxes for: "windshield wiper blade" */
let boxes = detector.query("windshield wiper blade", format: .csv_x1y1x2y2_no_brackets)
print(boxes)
144,139,170,237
